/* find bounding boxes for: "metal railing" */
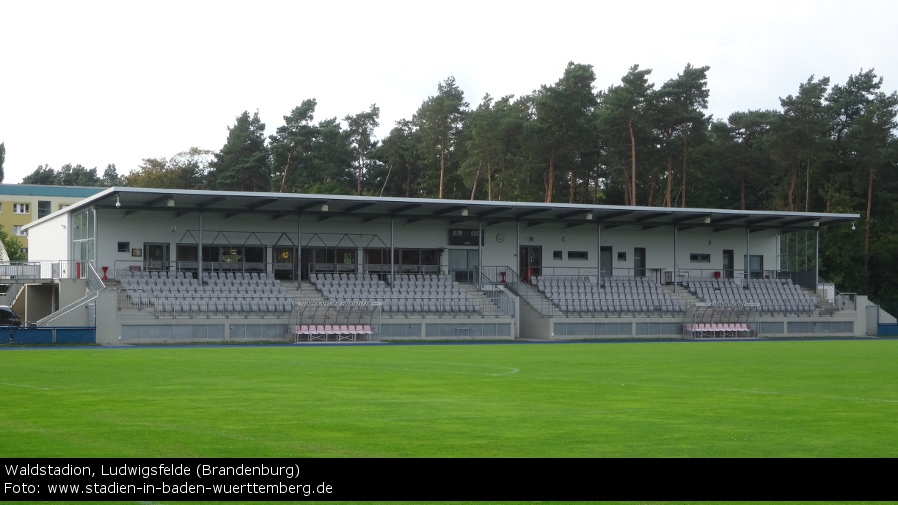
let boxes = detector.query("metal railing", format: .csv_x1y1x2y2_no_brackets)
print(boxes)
480,265,558,316
118,289,294,318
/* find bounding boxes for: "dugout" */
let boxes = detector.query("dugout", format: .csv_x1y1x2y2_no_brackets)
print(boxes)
288,300,381,342
683,303,760,339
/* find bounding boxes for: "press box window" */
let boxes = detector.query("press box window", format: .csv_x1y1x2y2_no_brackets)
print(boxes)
690,253,711,263
118,242,130,253
567,251,588,260
553,250,562,260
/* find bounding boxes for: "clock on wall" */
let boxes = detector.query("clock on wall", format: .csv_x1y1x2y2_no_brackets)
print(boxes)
495,233,505,243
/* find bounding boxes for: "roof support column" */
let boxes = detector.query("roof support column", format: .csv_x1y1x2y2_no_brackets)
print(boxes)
596,222,602,287
815,227,820,292
745,226,751,286
390,217,395,284
198,210,203,282
296,212,302,289
673,224,678,293
477,218,483,289
516,220,520,278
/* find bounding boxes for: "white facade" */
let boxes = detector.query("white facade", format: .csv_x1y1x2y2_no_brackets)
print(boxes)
17,187,865,343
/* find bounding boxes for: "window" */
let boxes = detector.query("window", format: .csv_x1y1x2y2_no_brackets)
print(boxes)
38,200,51,219
690,253,711,263
553,250,562,260
13,203,30,214
118,242,130,253
59,204,70,211
13,226,25,236
567,251,588,260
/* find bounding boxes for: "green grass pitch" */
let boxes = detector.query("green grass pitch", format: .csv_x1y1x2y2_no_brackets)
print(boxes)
2,339,897,459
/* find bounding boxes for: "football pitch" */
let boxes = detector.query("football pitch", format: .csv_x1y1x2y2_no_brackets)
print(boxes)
2,338,897,459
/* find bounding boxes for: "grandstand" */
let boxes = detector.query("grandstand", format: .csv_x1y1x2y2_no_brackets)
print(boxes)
10,186,886,345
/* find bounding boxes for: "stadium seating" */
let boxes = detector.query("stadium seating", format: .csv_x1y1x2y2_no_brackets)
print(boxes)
118,270,295,317
532,275,686,315
310,272,483,316
687,277,819,314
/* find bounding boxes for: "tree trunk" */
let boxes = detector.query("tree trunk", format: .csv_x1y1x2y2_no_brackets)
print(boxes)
379,161,394,197
664,154,673,207
470,161,481,200
804,155,810,212
357,154,364,196
546,155,555,203
621,166,631,206
647,174,657,206
487,160,493,201
865,167,874,273
629,117,637,206
680,137,689,207
279,149,294,193
569,169,575,203
438,146,446,199
405,162,412,198
788,172,797,211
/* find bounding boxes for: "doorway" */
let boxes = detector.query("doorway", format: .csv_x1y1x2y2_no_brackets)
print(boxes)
448,249,479,283
519,245,542,282
144,242,170,271
600,246,613,278
634,247,646,277
723,249,734,278
273,246,297,281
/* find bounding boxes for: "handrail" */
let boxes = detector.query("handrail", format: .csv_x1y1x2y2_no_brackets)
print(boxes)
86,263,106,292
38,291,99,327
481,265,561,317
477,268,515,317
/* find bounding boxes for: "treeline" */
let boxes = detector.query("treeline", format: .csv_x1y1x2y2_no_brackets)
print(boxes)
12,62,898,308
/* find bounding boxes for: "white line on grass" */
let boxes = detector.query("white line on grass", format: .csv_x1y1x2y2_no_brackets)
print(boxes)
491,368,519,376
0,382,51,390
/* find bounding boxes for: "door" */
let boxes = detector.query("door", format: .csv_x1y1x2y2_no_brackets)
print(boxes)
448,249,479,282
600,246,613,278
723,249,734,278
144,242,170,271
634,247,646,277
273,246,297,281
744,254,764,279
519,245,542,282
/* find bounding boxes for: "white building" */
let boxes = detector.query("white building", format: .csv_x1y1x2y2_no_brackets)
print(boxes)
17,186,869,344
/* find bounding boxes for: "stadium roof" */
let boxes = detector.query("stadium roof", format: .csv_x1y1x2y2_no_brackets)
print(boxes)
36,186,860,233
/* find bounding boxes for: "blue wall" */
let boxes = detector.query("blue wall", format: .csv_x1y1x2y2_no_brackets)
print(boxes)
5,327,96,345
878,323,898,337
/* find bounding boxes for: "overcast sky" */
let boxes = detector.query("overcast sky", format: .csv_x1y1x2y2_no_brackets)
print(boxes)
1,0,894,184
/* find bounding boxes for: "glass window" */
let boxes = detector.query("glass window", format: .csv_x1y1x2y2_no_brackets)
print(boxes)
38,200,52,219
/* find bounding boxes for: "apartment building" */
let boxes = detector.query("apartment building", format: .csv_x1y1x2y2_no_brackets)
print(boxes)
0,184,104,253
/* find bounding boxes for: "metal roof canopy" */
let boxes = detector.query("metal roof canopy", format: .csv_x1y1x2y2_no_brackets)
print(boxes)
37,186,860,233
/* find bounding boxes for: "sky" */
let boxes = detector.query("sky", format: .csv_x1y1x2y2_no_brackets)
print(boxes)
1,0,894,184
